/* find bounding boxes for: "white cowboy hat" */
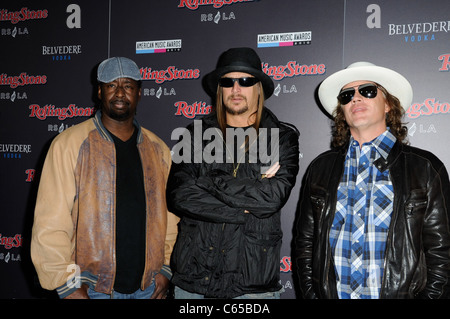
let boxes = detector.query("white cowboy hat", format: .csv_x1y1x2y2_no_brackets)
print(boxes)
318,61,413,116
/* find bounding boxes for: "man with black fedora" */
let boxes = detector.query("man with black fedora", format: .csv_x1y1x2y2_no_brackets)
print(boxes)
167,47,300,298
293,62,450,299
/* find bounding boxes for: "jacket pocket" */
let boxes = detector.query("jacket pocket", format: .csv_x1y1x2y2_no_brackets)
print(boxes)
404,189,428,259
310,185,328,225
171,219,200,275
405,200,427,217
404,189,427,219
240,231,282,288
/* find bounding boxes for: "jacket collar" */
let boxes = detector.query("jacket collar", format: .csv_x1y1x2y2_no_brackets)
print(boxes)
338,138,403,173
376,140,403,172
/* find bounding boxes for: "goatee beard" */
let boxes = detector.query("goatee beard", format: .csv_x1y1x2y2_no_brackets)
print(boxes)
106,101,132,121
225,95,248,115
109,111,131,121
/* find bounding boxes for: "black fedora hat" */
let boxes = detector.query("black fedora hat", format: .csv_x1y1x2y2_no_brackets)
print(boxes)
203,47,274,99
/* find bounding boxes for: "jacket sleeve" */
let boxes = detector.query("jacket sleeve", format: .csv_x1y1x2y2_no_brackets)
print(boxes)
167,120,253,224
30,133,78,293
167,127,299,222
195,128,299,219
293,166,317,299
167,160,248,224
160,210,180,279
157,145,180,280
419,163,450,299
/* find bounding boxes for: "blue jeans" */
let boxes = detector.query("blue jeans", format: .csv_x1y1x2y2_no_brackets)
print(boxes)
87,281,155,299
174,286,283,299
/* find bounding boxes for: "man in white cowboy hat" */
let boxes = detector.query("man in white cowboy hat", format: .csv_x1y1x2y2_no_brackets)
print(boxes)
293,62,450,299
167,47,300,299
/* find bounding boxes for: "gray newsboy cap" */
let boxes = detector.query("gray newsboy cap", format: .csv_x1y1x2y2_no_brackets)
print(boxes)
97,57,142,83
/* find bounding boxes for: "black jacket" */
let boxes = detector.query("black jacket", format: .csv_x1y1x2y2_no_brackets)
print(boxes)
167,108,299,298
293,140,450,299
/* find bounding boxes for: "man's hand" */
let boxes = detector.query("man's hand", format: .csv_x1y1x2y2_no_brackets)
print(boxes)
262,162,280,179
63,284,89,299
244,162,282,214
150,273,169,299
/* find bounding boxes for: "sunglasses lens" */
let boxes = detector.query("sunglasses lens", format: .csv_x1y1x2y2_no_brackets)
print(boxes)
359,84,378,98
239,77,259,87
218,78,234,87
338,88,355,105
338,84,378,105
219,77,259,87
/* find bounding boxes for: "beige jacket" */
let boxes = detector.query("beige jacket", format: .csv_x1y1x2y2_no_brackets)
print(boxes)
31,111,179,297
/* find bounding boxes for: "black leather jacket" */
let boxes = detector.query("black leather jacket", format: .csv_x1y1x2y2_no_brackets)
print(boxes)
167,108,299,298
293,140,450,299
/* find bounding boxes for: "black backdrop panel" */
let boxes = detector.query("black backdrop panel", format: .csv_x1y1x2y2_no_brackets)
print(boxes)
1,0,449,299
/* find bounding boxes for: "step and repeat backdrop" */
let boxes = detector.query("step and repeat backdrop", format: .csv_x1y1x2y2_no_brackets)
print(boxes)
1,0,450,298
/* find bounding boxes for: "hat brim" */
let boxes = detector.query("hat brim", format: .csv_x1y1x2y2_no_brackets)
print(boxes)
318,64,413,116
203,65,274,99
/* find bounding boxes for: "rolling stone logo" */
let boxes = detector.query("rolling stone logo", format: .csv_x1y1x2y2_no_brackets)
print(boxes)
178,0,254,10
406,98,450,119
262,61,325,80
0,233,23,250
438,53,450,71
280,256,291,273
0,72,47,89
0,233,22,263
140,66,200,84
174,100,212,119
29,104,95,120
0,7,48,24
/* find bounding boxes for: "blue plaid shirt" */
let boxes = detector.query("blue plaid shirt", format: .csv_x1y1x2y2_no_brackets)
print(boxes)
329,130,396,299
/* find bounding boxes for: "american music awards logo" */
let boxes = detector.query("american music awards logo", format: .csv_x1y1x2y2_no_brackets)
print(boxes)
136,39,182,54
257,31,311,48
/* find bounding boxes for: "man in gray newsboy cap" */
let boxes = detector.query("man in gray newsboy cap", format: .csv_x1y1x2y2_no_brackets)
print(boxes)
31,57,179,299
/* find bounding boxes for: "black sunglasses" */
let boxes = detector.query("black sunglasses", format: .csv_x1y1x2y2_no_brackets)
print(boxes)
218,77,260,88
337,83,379,105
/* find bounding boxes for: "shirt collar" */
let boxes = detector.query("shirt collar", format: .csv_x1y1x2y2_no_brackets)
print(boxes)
348,129,397,160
